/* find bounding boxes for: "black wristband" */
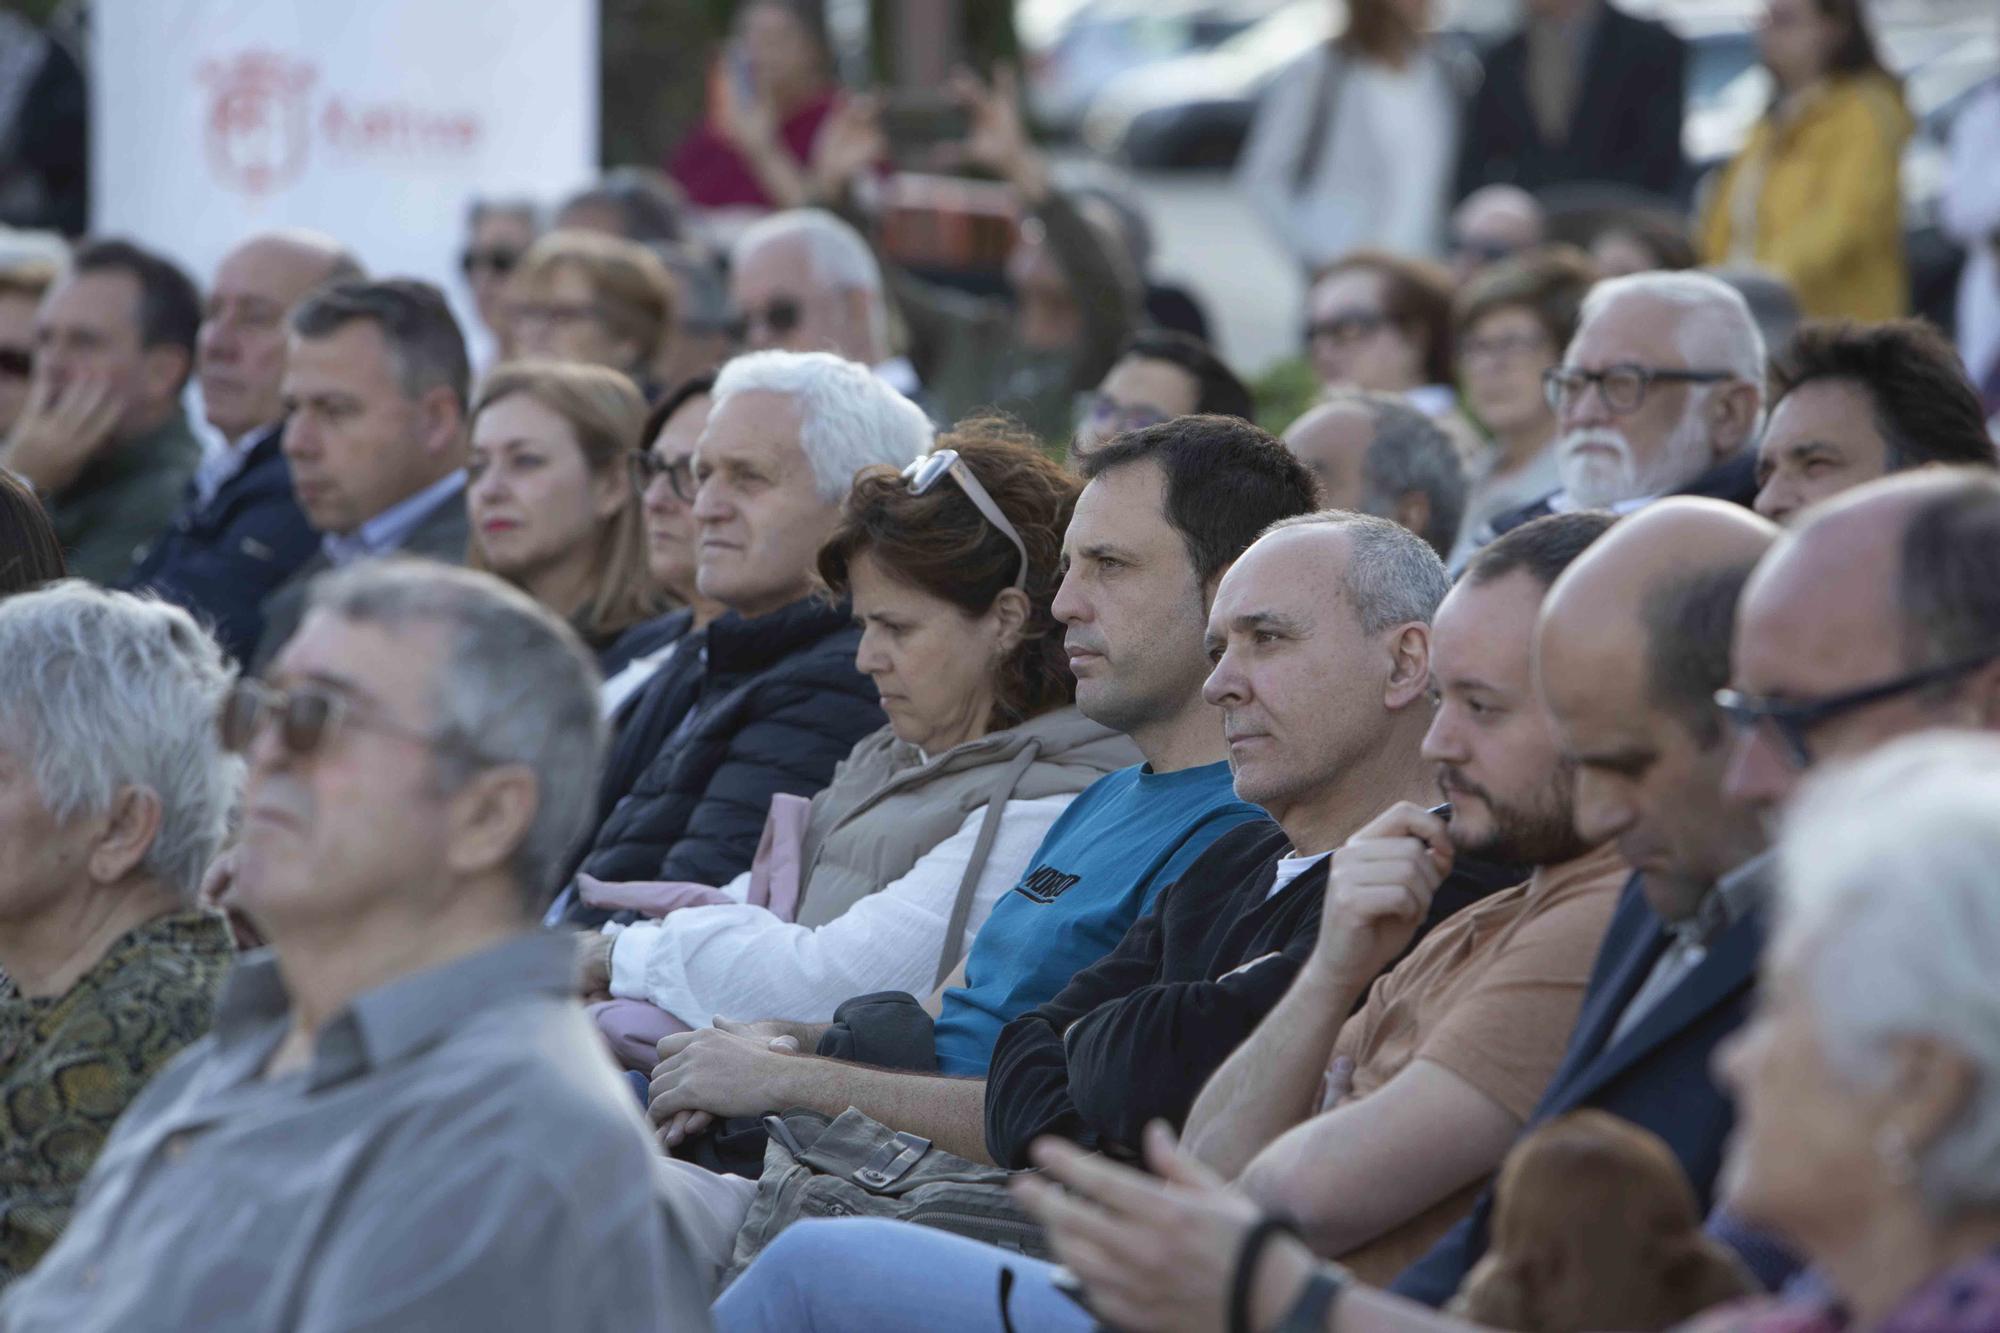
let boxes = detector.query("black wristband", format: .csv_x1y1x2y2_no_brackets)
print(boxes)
1270,1264,1352,1333
1228,1215,1300,1333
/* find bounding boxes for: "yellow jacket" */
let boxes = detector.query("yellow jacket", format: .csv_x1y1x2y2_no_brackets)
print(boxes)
1699,73,1913,320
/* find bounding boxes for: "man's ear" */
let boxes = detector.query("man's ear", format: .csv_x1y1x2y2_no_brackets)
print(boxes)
443,764,539,881
1707,381,1763,459
1385,622,1432,711
140,345,191,412
89,785,164,885
417,386,468,462
1891,1034,1977,1162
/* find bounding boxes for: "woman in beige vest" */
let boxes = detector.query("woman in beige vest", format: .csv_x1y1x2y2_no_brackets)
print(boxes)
578,422,1137,1066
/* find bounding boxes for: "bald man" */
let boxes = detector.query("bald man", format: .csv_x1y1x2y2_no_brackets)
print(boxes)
1393,498,1779,1306
1724,468,2000,823
125,231,362,662
1283,394,1466,560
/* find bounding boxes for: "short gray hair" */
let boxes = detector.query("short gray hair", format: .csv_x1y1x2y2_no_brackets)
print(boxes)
1323,390,1468,559
733,209,888,351
305,560,607,911
291,278,472,409
1262,510,1451,634
1576,271,1767,416
712,350,933,503
1778,730,2000,1219
0,583,239,901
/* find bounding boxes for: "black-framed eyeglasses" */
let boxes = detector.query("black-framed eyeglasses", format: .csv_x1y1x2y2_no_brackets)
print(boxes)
1714,649,2000,769
218,679,458,761
629,450,696,504
0,347,31,380
1075,391,1169,439
902,448,1031,591
459,247,520,279
1543,364,1736,416
1304,309,1388,348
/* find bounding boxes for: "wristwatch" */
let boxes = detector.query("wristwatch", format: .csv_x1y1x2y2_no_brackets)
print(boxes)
1270,1264,1351,1333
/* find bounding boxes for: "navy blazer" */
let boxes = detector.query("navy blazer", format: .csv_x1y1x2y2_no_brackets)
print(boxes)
1391,870,1767,1306
122,423,318,665
1453,3,1688,202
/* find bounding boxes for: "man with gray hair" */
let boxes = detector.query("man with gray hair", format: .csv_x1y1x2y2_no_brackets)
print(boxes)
555,349,932,923
1477,270,1767,545
0,584,237,1283
730,209,922,403
0,562,712,1329
1282,391,1468,561
252,279,474,668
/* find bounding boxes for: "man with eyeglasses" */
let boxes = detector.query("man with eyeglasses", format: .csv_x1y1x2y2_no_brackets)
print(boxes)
0,562,710,1331
1722,468,2000,821
1068,331,1253,465
1476,272,1766,547
123,231,361,664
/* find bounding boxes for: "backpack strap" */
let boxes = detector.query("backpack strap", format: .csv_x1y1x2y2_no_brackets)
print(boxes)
933,740,1043,989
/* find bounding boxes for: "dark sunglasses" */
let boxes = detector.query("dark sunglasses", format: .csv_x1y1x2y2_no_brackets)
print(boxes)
629,450,696,504
0,347,31,380
460,248,521,278
218,679,451,760
1714,649,2000,769
739,297,802,338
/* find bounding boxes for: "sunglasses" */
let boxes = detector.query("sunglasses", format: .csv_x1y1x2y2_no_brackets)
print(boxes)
0,347,30,380
461,247,521,278
901,448,1031,591
1714,649,1999,769
738,297,802,339
218,679,452,760
629,450,696,505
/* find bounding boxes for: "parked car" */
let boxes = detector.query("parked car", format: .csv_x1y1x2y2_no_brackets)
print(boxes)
1023,0,1290,134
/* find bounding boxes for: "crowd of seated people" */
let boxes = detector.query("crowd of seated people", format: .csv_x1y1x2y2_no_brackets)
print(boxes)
5,18,2000,1328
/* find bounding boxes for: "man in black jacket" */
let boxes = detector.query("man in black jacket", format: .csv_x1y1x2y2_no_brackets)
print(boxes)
1454,0,1687,202
985,508,1540,1169
555,350,933,923
125,231,359,663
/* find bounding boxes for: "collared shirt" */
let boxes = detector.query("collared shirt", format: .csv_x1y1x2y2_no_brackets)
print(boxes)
0,931,712,1331
1609,851,1772,1047
190,423,273,510
319,470,466,568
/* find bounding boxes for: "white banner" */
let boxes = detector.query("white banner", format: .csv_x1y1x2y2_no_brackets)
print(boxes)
92,0,596,323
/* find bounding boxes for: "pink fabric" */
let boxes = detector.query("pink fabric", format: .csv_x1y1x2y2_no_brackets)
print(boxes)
667,89,837,209
587,998,690,1072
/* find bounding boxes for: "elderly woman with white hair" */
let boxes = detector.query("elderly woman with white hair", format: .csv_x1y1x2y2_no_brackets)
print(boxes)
0,585,238,1284
990,729,2000,1333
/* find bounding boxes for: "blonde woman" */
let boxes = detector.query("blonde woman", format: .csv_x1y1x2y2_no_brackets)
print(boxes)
505,230,676,396
467,361,665,672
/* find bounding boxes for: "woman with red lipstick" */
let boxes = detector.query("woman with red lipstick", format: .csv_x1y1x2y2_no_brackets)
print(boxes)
466,362,665,673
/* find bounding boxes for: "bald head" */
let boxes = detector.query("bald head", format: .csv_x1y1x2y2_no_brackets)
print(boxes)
200,230,363,438
1538,499,1777,916
1284,400,1377,513
1284,394,1466,557
1726,468,2000,818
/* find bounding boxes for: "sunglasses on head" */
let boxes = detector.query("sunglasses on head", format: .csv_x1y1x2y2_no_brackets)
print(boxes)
460,248,521,278
901,449,1031,591
218,679,453,760
0,347,31,380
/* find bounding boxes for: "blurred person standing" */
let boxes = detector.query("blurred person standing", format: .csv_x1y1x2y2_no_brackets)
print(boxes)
671,0,840,214
1941,74,2000,420
1448,249,1596,566
254,280,473,668
2,240,202,583
507,231,676,400
1236,0,1469,273
124,231,361,664
0,565,712,1329
1698,0,1910,320
0,585,237,1284
459,199,539,367
1454,0,1687,202
0,259,54,439
465,362,665,674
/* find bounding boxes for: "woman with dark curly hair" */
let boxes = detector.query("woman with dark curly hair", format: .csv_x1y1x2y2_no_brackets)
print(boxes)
578,418,1138,1066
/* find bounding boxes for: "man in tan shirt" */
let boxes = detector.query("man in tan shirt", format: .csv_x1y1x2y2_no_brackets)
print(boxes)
1181,510,1632,1281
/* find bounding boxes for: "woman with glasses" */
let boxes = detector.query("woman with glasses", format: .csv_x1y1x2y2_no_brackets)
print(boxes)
1447,250,1597,568
1697,0,1910,320
505,231,676,397
577,422,1137,1070
1304,251,1461,422
465,362,665,676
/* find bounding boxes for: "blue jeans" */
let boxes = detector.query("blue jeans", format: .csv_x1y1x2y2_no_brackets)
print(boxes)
711,1218,1095,1333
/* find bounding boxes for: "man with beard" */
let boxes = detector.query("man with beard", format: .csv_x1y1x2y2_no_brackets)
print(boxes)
1471,272,1765,546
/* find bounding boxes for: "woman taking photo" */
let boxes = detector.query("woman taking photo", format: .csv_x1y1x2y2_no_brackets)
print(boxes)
466,361,665,674
1698,0,1910,319
578,422,1136,1064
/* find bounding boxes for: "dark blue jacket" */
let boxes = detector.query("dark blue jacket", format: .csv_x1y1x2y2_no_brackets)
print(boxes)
562,595,884,925
1391,869,1767,1306
123,423,317,664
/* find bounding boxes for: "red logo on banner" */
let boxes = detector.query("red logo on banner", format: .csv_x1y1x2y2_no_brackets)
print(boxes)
199,51,317,196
